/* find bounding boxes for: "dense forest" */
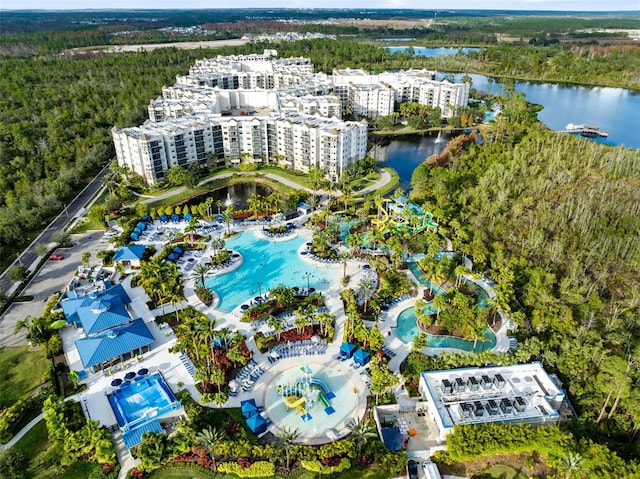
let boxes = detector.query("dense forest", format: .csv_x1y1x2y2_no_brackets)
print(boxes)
411,93,640,460
1,36,639,270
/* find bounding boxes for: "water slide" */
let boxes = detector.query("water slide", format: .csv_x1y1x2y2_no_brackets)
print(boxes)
284,395,306,409
310,379,336,414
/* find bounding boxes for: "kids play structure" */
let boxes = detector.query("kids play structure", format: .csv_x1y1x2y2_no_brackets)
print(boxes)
276,366,336,422
372,197,438,234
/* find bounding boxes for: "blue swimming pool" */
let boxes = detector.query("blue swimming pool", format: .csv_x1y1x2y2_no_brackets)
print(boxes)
204,232,341,312
107,374,181,430
394,306,496,351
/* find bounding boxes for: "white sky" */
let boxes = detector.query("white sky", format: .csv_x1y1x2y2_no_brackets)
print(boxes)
3,1,639,11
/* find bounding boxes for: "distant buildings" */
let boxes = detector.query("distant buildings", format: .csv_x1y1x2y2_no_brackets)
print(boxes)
419,362,567,442
112,50,470,185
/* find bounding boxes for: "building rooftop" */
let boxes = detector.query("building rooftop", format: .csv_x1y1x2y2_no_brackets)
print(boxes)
419,362,564,431
75,317,154,368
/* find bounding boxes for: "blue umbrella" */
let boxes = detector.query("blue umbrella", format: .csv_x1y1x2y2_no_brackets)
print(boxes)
183,213,193,221
171,213,180,222
141,215,152,221
241,399,258,418
167,253,177,261
160,214,168,223
246,413,268,434
173,246,184,254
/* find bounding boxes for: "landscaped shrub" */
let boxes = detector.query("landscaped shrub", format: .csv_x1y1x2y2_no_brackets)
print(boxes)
300,458,351,474
217,460,275,477
0,394,45,442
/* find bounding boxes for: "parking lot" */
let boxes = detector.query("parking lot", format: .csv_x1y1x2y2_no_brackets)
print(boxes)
0,232,106,348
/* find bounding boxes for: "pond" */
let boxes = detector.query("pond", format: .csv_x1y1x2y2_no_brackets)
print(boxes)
184,182,273,211
371,132,451,191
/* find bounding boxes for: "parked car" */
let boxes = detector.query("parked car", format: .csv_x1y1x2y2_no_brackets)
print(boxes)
49,254,64,260
407,460,419,479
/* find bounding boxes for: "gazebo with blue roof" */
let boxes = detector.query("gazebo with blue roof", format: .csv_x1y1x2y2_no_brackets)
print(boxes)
113,245,146,269
340,342,357,359
353,348,371,367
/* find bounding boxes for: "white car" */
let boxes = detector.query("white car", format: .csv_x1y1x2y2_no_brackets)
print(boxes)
422,461,442,479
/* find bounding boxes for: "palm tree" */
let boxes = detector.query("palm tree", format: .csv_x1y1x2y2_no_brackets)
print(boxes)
276,427,300,470
247,193,262,220
359,277,375,313
169,291,184,323
347,417,376,461
195,427,226,472
559,452,587,479
267,315,284,340
193,264,211,287
221,206,234,236
338,250,351,280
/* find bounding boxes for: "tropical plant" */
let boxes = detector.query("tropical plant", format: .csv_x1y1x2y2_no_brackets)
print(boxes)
347,417,377,461
276,427,300,470
195,426,227,472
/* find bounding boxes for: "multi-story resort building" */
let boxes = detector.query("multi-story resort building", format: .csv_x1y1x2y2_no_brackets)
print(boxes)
113,51,469,185
332,68,470,118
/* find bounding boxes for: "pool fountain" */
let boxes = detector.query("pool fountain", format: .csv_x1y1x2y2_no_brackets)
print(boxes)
263,364,361,444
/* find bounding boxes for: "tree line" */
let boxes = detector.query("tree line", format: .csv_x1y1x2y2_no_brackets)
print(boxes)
410,91,640,461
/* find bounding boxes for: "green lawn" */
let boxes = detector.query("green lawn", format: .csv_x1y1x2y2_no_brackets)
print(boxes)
0,346,49,408
349,170,382,192
364,166,400,198
13,419,107,479
69,217,105,234
477,464,530,479
260,166,312,188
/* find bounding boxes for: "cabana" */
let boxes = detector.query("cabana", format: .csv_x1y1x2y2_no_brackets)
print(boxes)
129,233,139,241
136,222,147,231
141,215,152,222
159,214,169,223
171,213,180,223
113,245,146,269
340,342,357,359
241,398,258,419
353,348,371,367
183,213,193,222
173,246,184,255
246,414,268,435
166,253,178,262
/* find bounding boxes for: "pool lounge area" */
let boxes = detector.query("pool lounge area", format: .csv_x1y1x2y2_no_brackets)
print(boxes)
107,373,183,448
204,232,341,312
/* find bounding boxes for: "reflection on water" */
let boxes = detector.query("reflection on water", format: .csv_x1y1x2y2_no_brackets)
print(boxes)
184,183,273,211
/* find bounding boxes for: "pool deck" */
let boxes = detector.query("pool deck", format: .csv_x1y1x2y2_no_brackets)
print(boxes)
54,218,513,477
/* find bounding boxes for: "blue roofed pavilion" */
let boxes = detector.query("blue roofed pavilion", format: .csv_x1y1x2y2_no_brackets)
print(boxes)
75,318,154,369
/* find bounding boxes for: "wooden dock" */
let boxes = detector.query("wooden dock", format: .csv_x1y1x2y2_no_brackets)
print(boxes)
562,123,608,138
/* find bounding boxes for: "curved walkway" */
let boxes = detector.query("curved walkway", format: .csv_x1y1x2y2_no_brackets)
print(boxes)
138,166,395,207
0,412,45,451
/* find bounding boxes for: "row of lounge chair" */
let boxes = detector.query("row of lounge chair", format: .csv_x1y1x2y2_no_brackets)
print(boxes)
382,346,397,358
267,340,328,362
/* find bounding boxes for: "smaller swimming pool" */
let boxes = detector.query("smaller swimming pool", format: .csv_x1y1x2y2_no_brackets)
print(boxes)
394,307,496,352
108,374,181,430
263,364,361,443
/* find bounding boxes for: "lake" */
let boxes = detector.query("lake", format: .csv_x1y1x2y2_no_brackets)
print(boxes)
386,46,480,57
448,73,640,149
383,46,639,149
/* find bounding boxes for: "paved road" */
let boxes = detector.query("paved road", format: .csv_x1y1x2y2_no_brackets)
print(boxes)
0,233,107,348
0,163,111,295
